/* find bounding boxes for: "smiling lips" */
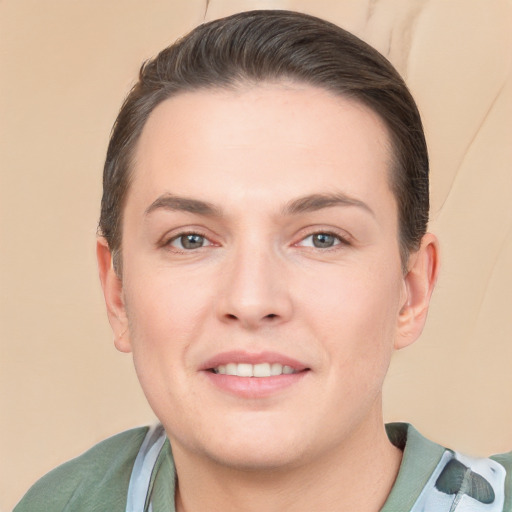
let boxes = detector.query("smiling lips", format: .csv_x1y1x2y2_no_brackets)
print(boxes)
202,352,309,397
213,362,298,377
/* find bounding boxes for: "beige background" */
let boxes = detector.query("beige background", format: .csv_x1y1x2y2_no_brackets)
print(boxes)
1,0,511,510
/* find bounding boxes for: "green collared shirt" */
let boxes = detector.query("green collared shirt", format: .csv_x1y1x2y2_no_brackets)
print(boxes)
15,423,512,511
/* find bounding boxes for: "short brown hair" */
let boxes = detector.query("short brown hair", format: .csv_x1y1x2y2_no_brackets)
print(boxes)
99,10,429,273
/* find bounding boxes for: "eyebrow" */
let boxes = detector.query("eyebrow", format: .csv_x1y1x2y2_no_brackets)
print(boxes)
144,194,223,217
144,192,374,218
282,192,375,217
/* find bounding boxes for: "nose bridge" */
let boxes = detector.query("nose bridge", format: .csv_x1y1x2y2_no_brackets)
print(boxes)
218,232,292,327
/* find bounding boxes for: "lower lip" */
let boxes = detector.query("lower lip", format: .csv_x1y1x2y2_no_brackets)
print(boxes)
202,370,309,398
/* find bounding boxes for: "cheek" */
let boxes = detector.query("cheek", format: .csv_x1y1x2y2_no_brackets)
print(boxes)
121,276,203,422
124,267,210,342
121,272,208,388
299,260,403,370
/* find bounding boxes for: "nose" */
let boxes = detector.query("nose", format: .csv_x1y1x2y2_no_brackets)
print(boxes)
216,241,293,329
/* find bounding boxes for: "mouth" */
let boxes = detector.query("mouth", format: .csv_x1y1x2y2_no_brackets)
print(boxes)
201,351,310,397
210,362,300,377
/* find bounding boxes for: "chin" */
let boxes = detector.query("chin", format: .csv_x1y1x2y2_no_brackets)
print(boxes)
206,439,306,472
175,418,312,472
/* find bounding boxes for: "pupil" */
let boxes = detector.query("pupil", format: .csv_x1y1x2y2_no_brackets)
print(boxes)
182,234,203,249
313,233,334,248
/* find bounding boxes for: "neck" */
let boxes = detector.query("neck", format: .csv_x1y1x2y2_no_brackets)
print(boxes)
172,408,402,512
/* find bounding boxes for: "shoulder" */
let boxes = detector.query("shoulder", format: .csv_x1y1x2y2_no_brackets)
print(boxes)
491,450,512,512
383,423,512,512
491,450,512,472
14,426,150,512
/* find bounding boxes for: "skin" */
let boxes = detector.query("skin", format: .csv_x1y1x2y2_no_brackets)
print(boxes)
98,83,439,511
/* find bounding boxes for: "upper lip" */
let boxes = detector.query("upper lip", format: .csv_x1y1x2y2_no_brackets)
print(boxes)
200,351,309,372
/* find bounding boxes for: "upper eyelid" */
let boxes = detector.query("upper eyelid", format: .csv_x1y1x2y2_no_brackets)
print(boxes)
163,232,217,254
171,233,215,252
293,226,353,244
158,225,353,247
167,231,214,247
295,232,350,248
159,226,216,245
168,230,210,241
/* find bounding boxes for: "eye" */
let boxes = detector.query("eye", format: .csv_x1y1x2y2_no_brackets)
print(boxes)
298,232,345,249
169,233,211,250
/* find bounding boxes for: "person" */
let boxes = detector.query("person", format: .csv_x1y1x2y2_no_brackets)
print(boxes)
14,9,511,512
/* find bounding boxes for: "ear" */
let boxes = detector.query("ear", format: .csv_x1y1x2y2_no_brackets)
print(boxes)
395,233,440,350
97,237,132,353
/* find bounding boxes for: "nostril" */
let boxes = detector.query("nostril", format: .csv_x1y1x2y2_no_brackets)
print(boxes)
265,314,277,319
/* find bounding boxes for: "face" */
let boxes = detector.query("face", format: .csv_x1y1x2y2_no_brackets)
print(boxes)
101,83,430,471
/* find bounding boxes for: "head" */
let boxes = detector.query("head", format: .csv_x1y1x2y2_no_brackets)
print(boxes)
99,10,429,275
97,10,439,473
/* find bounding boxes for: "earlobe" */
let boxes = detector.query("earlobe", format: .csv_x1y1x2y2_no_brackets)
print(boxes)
96,237,132,353
395,233,440,350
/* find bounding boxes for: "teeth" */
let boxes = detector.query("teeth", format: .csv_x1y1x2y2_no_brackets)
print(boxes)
253,363,271,377
237,363,253,377
270,363,282,376
214,362,298,377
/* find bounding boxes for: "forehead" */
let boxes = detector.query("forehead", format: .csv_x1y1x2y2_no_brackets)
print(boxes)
129,83,395,215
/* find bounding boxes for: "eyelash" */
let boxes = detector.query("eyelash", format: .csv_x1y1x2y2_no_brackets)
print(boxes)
164,230,214,253
295,231,351,250
162,229,351,253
